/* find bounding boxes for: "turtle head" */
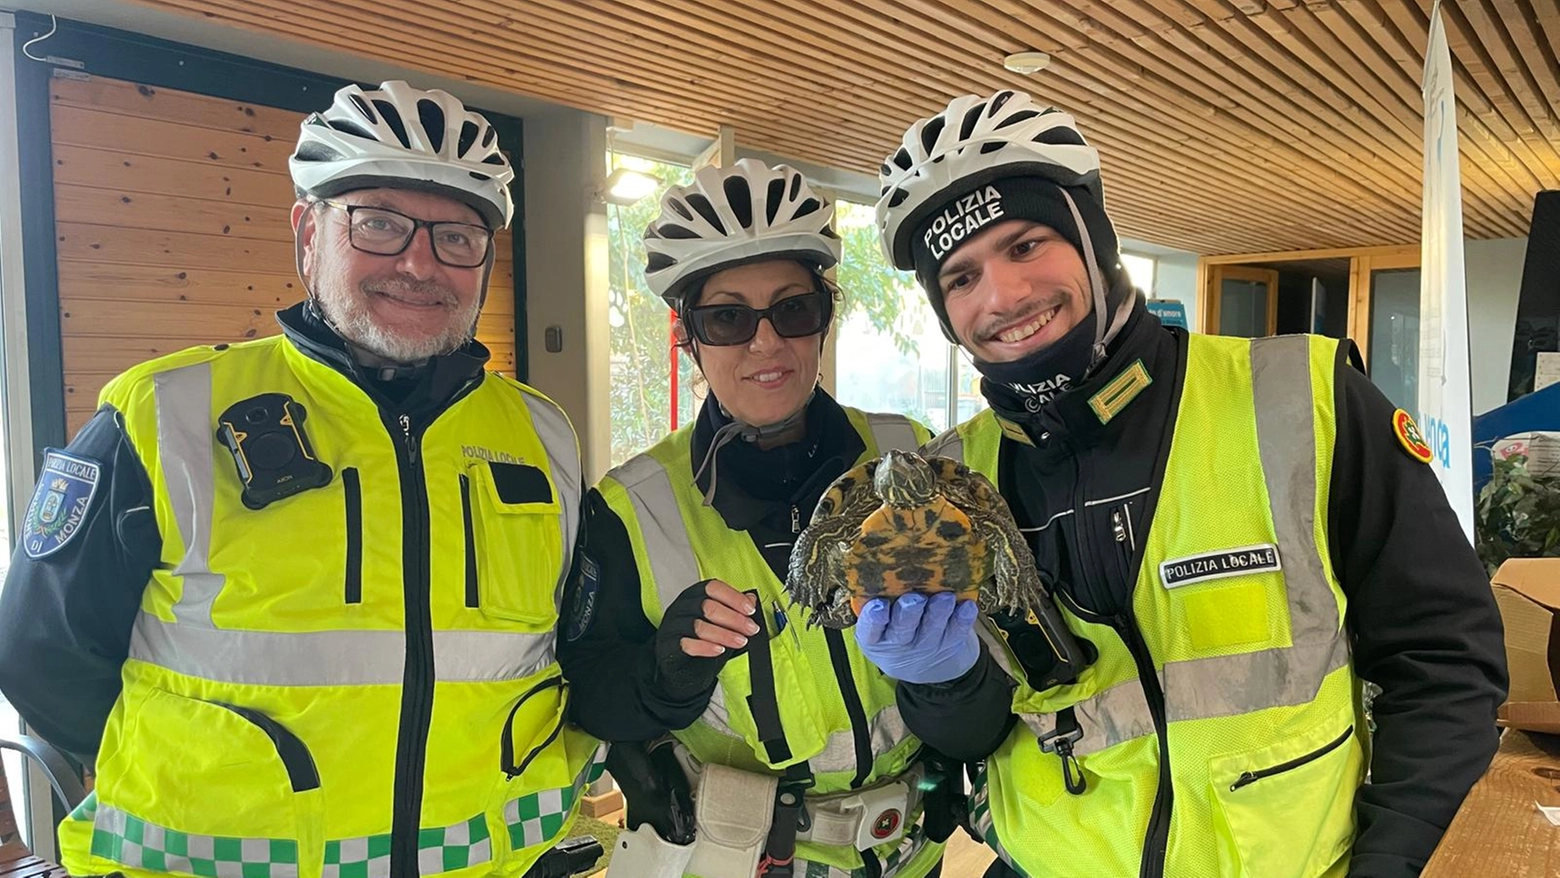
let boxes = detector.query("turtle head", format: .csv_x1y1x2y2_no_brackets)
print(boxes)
874,450,936,508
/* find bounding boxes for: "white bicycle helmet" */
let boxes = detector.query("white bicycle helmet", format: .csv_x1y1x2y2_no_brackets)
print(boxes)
289,81,514,230
644,158,841,308
876,90,1102,270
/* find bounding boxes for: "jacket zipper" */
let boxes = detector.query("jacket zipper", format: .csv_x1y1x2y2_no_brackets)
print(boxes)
343,467,363,604
460,473,479,608
1109,504,1172,878
388,410,433,878
1229,726,1355,791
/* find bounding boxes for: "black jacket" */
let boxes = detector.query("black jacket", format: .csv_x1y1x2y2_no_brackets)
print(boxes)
0,302,491,759
558,390,866,741
898,304,1507,878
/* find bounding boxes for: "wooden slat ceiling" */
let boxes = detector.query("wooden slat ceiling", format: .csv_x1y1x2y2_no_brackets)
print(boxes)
130,0,1560,255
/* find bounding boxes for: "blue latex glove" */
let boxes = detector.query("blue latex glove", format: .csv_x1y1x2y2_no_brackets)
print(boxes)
854,592,981,684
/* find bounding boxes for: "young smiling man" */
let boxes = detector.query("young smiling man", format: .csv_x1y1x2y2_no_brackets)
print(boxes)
853,90,1508,877
0,81,599,878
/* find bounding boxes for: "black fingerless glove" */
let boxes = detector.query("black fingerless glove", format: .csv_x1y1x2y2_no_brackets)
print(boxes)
652,580,749,702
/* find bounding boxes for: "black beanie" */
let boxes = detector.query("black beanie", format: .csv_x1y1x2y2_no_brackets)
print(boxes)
909,177,1122,341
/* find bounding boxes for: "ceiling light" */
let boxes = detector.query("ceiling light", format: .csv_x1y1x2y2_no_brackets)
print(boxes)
1003,51,1052,75
602,167,660,206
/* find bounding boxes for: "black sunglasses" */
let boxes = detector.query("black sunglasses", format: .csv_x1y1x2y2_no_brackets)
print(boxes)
682,290,833,347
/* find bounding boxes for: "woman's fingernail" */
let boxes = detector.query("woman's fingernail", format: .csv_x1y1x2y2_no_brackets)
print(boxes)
746,621,761,635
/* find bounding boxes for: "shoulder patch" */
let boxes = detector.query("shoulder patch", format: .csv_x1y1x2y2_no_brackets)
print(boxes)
1392,409,1434,464
23,451,102,559
564,553,602,642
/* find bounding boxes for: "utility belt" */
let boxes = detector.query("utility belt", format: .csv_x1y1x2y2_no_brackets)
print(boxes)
606,740,947,878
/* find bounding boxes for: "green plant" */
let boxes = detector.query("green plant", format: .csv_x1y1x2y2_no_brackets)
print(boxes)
1474,452,1560,576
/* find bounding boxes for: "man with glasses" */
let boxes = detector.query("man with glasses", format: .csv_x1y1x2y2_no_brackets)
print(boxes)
0,81,600,878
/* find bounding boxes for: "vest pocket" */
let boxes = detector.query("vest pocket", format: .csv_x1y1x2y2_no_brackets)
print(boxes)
463,461,562,627
492,671,577,863
716,625,830,770
343,468,363,604
96,688,320,876
1208,718,1363,878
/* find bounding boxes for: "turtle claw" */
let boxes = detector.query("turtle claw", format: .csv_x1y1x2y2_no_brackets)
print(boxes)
808,589,858,629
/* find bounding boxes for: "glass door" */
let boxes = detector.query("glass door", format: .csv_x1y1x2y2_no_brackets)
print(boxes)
1209,265,1280,338
1351,252,1423,412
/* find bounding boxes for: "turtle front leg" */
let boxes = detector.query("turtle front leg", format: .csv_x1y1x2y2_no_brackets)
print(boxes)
811,585,858,629
976,516,1047,619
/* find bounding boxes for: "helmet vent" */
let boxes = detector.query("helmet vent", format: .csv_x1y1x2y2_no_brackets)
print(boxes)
723,176,754,228
371,99,411,148
795,197,822,218
685,194,726,234
669,200,693,221
482,126,497,147
788,173,803,200
647,252,676,272
417,100,446,153
458,120,480,155
959,104,984,140
348,93,377,124
481,152,507,165
995,109,1040,129
988,90,1015,117
326,119,373,140
766,178,786,225
887,188,909,208
656,223,699,240
979,142,1006,155
919,116,945,153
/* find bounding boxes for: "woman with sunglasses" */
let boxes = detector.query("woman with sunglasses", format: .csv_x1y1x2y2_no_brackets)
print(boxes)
559,160,950,878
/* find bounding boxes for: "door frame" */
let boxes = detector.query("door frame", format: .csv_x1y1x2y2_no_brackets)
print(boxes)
1207,264,1280,337
1198,244,1419,363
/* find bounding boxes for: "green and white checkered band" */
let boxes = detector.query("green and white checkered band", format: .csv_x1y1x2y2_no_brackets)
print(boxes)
504,746,608,851
77,794,493,878
85,799,300,878
965,767,1026,876
322,814,492,878
968,765,993,844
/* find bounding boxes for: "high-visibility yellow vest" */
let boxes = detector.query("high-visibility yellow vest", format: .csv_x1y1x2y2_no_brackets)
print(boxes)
597,409,945,877
57,334,602,878
929,334,1363,878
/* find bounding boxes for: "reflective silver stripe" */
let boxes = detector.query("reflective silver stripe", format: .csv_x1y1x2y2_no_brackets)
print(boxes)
605,453,703,614
862,412,919,454
1250,335,1340,643
131,612,555,685
922,427,965,462
813,703,910,774
520,389,584,606
156,364,224,627
1014,336,1347,754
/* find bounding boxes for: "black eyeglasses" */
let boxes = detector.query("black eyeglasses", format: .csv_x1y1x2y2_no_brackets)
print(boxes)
682,290,833,346
316,200,493,268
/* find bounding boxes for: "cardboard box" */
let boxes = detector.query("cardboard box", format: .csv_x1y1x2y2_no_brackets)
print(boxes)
1490,558,1560,735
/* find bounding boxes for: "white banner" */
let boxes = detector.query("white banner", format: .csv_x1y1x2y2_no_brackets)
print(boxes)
1418,0,1475,538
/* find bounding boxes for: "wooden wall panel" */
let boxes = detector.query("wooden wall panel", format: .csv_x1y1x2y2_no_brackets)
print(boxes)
51,76,519,438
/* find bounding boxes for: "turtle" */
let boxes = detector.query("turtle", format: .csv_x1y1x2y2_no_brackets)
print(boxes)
786,448,1045,629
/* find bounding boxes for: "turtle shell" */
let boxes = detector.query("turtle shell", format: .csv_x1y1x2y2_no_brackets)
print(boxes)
842,493,988,613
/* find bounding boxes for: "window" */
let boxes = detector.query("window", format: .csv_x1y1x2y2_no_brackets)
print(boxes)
832,200,985,434
1121,252,1157,295
605,154,697,467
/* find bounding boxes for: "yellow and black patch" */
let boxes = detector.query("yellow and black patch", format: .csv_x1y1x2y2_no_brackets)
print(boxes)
1393,409,1433,464
1089,359,1153,424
